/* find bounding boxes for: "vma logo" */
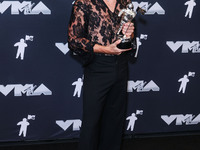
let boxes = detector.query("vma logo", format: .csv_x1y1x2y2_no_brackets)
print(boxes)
132,2,165,15
166,41,200,53
161,114,200,125
0,84,52,96
127,80,160,92
0,1,51,15
56,120,82,131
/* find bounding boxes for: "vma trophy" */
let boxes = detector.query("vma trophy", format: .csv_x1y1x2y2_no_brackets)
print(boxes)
117,3,146,49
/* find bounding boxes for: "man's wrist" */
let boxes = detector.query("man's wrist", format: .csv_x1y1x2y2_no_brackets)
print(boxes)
94,44,108,54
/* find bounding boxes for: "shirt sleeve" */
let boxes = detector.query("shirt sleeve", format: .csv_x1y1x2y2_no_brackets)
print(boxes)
68,0,95,54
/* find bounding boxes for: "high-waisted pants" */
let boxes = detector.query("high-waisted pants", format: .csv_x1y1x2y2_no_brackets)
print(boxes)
79,53,129,150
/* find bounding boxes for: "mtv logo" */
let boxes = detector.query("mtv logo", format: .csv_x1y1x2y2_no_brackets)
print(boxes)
188,72,195,77
136,110,143,115
140,34,148,40
27,115,35,120
25,35,34,41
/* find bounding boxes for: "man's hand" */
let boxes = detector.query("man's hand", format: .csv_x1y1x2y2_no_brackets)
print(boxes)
122,22,135,38
106,40,132,55
93,40,132,55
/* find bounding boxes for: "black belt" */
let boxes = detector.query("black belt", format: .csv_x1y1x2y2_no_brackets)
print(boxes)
94,53,115,56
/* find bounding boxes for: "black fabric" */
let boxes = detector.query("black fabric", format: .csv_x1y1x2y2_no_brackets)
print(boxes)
79,53,129,150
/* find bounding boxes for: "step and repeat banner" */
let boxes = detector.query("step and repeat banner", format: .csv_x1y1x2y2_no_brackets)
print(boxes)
0,0,200,142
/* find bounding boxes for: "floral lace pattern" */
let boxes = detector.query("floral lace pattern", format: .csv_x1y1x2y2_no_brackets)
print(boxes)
68,0,131,53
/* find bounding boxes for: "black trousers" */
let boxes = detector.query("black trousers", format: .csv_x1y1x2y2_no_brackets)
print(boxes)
79,53,129,150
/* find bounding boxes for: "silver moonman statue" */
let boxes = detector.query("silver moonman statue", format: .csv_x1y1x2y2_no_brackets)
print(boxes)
116,3,146,49
117,3,136,37
117,3,137,49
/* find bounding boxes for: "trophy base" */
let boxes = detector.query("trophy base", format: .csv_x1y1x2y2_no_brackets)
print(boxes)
117,39,132,49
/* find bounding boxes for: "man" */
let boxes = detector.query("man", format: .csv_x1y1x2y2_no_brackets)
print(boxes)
68,0,136,149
